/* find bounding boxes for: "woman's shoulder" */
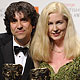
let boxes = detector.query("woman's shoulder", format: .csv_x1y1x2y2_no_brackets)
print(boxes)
39,61,50,68
39,61,54,74
73,56,80,64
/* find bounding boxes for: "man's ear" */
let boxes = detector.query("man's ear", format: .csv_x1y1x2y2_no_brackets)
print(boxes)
32,26,35,29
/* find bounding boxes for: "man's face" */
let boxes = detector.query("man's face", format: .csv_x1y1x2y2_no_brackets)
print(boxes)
10,12,33,43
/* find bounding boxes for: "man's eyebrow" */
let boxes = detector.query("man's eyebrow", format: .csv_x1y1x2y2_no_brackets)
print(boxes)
21,17,29,21
10,18,17,22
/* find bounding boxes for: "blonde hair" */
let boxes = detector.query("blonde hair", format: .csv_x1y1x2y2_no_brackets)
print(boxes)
30,2,80,63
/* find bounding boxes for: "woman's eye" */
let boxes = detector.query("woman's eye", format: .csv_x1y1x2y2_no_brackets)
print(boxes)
48,22,53,25
56,21,63,25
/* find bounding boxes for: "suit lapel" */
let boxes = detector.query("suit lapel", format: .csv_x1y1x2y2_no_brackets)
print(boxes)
22,51,34,80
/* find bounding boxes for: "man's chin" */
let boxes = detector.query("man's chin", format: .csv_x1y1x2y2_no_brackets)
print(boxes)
14,36,26,40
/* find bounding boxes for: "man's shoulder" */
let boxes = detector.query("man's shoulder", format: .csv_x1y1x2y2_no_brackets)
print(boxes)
0,33,11,38
0,33,12,46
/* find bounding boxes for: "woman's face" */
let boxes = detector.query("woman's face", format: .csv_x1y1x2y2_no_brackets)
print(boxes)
48,12,67,41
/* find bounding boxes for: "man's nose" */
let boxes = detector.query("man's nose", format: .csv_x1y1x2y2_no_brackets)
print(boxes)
17,22,23,30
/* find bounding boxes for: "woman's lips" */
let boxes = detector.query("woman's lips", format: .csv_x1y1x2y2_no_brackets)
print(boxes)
51,30,61,36
52,30,61,34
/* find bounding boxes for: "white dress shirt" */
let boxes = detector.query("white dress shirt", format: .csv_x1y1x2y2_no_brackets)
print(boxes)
13,37,30,74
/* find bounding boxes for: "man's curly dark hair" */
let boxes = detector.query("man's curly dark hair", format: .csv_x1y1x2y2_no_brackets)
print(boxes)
4,1,39,38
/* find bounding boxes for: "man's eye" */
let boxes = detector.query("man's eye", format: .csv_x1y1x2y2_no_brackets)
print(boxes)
48,22,53,25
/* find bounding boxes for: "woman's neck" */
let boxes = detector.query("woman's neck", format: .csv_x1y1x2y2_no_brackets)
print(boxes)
53,40,64,53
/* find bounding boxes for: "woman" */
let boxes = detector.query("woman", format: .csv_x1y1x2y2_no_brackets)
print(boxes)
30,2,80,80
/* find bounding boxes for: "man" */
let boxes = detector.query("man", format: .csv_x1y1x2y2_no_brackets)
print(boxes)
0,1,39,80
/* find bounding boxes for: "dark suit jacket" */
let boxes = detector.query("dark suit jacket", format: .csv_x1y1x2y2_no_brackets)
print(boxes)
0,33,34,80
